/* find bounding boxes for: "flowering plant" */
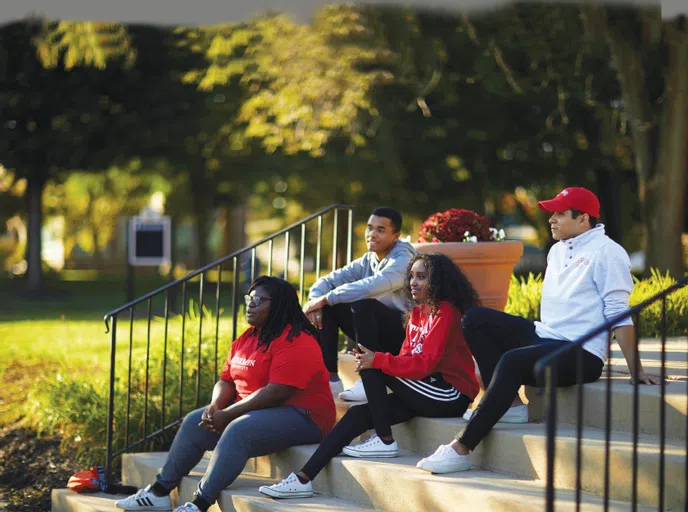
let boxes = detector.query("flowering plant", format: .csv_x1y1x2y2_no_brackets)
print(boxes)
417,208,505,243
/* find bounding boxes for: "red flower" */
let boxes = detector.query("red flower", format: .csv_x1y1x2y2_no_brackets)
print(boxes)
417,208,497,243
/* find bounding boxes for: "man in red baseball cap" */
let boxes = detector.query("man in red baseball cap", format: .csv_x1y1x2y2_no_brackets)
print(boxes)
538,187,600,217
416,186,660,476
537,187,601,242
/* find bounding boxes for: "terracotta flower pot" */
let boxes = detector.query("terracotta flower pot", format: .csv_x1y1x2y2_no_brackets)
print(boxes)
413,240,524,311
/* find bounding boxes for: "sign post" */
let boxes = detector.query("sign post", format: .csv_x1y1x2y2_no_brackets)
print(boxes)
126,216,171,302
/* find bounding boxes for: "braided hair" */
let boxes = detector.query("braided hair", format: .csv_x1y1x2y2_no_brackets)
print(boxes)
403,252,481,320
248,276,320,351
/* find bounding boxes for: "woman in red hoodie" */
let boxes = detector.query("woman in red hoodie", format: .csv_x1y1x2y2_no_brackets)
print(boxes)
259,252,480,499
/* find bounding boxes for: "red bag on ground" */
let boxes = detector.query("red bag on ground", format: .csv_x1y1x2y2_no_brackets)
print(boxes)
67,466,105,493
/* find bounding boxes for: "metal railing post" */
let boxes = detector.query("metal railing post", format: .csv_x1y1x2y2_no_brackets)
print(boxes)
544,363,558,512
104,315,118,484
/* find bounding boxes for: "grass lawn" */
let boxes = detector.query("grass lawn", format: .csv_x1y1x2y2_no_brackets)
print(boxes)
0,274,245,427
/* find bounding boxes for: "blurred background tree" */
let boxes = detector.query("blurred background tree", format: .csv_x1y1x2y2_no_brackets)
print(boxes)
0,3,685,295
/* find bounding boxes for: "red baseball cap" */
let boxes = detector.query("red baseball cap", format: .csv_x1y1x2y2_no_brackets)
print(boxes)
538,187,600,218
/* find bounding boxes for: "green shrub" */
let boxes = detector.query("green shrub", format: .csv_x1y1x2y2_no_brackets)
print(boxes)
504,273,543,322
504,268,688,338
24,299,236,470
629,269,688,337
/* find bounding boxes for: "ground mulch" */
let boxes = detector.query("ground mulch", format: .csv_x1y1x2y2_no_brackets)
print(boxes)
0,426,78,512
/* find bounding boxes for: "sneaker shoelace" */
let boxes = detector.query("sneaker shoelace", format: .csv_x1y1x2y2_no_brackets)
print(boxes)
276,474,298,488
131,487,150,500
432,445,453,459
361,434,380,448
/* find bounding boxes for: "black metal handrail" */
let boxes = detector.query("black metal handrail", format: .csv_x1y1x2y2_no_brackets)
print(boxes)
102,204,355,483
534,275,688,511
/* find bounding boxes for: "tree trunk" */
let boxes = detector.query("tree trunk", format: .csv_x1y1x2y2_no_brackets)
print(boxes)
645,26,688,277
585,7,687,277
595,166,623,244
25,173,46,294
87,191,103,270
221,200,247,256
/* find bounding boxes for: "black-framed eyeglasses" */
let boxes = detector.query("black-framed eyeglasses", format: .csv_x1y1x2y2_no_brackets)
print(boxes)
244,294,271,307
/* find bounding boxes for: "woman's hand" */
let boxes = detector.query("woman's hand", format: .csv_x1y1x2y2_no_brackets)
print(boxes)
208,409,234,433
354,344,375,371
198,404,216,431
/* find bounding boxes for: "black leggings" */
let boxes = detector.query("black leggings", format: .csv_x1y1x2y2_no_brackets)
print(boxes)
457,307,604,450
301,368,470,480
319,299,406,374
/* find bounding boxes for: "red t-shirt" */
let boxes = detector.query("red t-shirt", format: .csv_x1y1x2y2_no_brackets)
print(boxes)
372,301,479,400
220,326,335,437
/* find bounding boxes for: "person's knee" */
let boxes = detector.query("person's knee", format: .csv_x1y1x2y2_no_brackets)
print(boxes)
181,408,205,430
461,307,489,333
461,307,492,349
342,404,371,423
358,369,383,384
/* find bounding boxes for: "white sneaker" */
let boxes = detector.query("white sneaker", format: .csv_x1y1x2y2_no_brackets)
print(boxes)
463,404,528,424
342,434,399,458
114,485,172,511
416,444,471,474
329,378,344,397
173,503,200,512
339,379,366,401
259,472,314,499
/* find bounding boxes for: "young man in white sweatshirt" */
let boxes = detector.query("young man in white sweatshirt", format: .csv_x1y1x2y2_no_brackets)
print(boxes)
416,187,660,474
303,207,416,401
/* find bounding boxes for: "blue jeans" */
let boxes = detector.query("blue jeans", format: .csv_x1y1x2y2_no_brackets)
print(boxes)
156,406,321,503
457,307,603,450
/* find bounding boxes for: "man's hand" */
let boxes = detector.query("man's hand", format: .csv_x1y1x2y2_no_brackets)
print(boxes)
304,297,328,329
354,344,376,371
613,325,661,386
631,371,661,385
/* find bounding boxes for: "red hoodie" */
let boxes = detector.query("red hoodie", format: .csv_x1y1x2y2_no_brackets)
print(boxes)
371,301,479,400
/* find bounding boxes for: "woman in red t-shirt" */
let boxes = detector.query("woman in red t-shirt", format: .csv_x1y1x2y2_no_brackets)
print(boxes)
115,276,334,512
259,253,480,499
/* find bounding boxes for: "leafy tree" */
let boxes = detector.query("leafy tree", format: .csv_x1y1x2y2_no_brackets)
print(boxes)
0,19,136,293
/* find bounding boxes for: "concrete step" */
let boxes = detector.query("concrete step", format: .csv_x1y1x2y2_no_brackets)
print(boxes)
525,376,688,440
122,451,651,512
120,453,369,512
53,473,368,512
390,417,685,509
332,398,685,509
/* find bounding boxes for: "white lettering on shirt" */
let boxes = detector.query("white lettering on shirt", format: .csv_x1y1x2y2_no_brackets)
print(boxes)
408,314,434,355
231,355,256,368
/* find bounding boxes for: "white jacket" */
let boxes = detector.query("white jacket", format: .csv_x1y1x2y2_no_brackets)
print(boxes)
535,224,634,361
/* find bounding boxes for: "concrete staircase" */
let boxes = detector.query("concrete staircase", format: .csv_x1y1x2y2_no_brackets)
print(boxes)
53,338,687,512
